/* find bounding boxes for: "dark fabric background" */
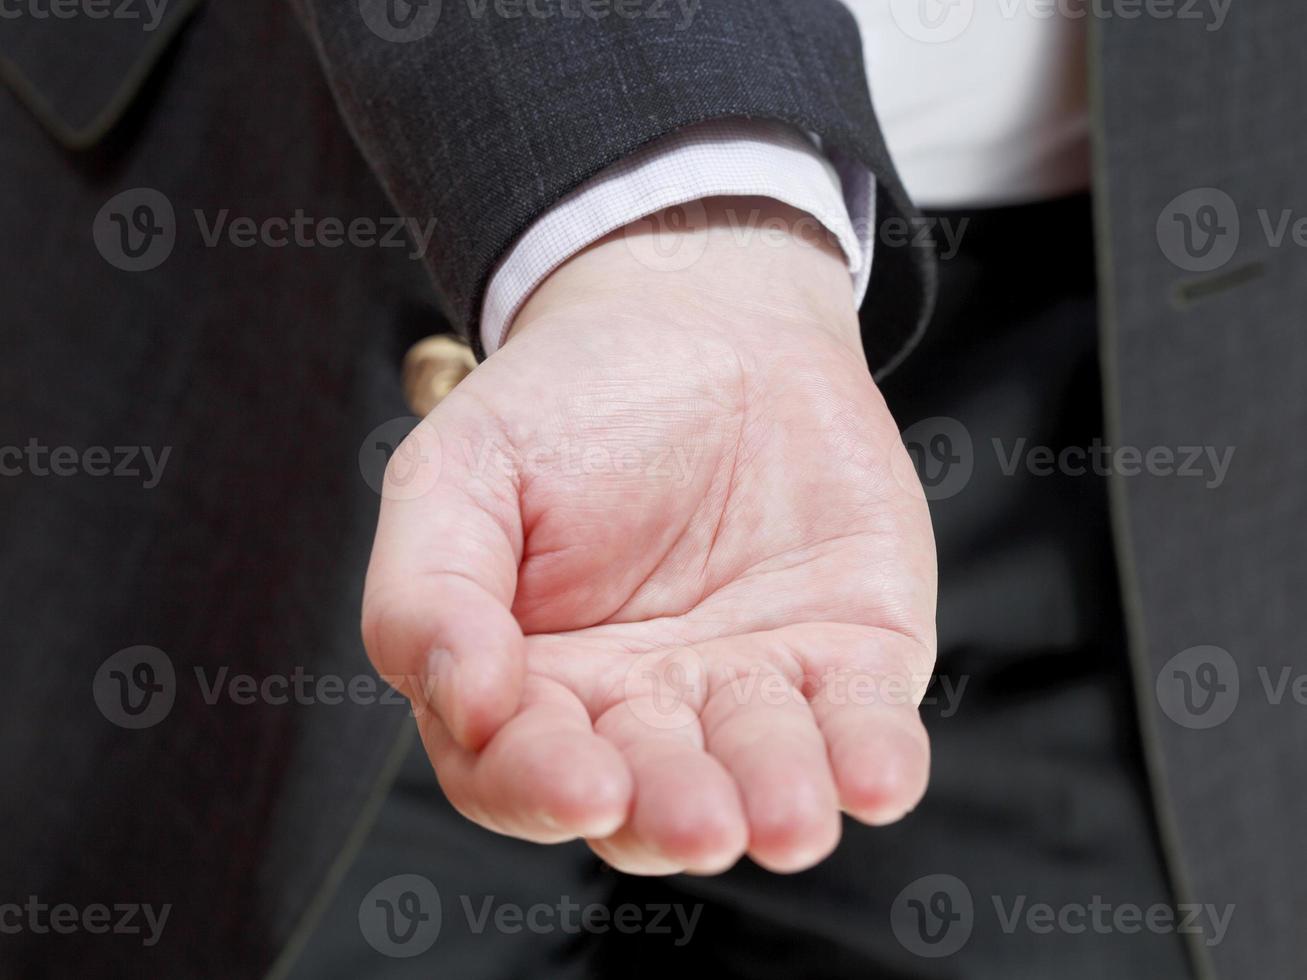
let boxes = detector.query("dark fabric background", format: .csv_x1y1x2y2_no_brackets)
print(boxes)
1,5,418,974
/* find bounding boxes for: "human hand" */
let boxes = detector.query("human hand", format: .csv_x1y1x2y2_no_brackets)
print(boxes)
362,198,937,874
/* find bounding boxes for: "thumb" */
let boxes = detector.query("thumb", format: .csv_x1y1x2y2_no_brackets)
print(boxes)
361,409,525,751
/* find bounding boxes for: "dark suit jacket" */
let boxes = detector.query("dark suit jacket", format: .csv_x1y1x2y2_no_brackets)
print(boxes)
1,1,1304,977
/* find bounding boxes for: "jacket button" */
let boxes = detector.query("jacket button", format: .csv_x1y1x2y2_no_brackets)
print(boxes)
402,335,476,417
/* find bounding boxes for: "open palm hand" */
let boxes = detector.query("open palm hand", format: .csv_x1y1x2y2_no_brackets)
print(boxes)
363,202,937,874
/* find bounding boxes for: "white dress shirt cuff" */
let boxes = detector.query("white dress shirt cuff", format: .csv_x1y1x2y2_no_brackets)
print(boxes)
479,117,875,355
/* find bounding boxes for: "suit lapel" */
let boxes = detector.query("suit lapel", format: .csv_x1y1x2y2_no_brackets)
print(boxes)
1,0,202,148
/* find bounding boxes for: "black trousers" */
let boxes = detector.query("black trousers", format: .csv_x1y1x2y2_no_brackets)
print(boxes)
288,194,1194,980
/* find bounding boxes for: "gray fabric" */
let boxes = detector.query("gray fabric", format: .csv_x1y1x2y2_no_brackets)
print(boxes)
0,4,418,974
287,0,935,371
1093,10,1307,980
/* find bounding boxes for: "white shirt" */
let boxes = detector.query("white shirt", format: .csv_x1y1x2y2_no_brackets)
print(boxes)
480,0,1091,354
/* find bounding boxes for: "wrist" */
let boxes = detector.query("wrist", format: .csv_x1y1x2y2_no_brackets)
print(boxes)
506,197,863,353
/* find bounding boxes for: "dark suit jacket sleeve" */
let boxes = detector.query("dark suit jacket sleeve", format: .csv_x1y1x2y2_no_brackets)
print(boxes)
290,0,936,374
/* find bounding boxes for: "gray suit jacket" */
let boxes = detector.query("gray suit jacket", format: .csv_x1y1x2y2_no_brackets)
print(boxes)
1,1,1303,976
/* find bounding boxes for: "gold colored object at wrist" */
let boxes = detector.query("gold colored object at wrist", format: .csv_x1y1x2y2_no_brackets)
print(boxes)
402,335,476,417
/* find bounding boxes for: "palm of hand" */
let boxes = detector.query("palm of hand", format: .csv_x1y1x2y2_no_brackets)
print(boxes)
365,308,936,875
